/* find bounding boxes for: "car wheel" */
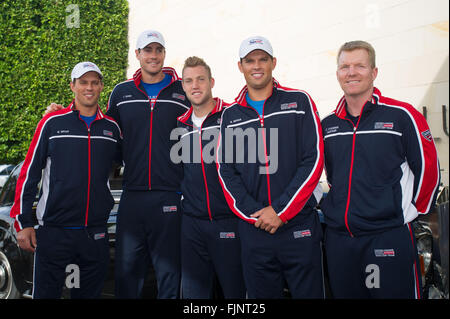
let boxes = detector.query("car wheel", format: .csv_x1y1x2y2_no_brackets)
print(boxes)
0,250,20,299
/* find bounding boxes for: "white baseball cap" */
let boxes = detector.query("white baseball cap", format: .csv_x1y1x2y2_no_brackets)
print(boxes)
71,61,103,82
239,36,273,59
136,30,165,50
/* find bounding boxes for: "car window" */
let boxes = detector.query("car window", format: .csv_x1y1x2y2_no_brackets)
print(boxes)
0,163,22,206
109,164,123,191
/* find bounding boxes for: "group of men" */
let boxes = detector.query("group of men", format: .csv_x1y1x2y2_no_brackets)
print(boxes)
10,29,440,299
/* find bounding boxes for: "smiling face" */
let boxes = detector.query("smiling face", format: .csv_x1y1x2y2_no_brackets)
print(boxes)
337,48,378,99
182,65,214,109
238,49,276,92
135,42,166,78
70,71,103,109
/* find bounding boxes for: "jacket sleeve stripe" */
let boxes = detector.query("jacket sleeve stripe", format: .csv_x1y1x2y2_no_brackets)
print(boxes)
380,100,440,214
11,116,53,232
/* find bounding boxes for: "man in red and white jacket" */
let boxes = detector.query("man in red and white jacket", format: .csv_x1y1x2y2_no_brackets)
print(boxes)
321,40,440,298
11,62,122,298
217,36,325,298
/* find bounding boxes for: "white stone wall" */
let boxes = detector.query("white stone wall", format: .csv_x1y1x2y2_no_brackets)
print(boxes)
127,0,449,186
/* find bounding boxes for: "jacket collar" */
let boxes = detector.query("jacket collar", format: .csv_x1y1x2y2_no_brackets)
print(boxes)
234,78,280,106
334,87,381,119
132,67,180,88
69,99,105,120
177,97,226,125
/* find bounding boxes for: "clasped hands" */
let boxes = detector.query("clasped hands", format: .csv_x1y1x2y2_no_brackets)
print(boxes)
250,206,285,234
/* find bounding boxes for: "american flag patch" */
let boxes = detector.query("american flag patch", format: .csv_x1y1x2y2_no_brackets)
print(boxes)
293,229,311,239
94,232,106,240
374,122,394,130
163,205,178,213
374,249,395,257
103,130,113,137
172,93,186,101
281,102,298,110
220,232,236,239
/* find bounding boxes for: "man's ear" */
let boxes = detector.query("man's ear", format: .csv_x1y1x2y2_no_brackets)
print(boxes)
238,61,243,74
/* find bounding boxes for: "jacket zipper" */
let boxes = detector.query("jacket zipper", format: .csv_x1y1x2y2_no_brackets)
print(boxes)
342,111,365,237
198,124,213,220
246,101,272,206
85,126,92,227
80,114,98,227
135,77,174,190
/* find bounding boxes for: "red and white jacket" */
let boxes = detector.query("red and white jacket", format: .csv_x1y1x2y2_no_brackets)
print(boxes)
321,87,440,236
217,79,324,224
10,102,122,232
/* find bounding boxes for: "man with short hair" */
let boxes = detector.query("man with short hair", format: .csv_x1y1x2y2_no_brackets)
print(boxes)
321,40,440,298
11,62,122,298
106,30,190,299
217,36,325,298
176,56,246,298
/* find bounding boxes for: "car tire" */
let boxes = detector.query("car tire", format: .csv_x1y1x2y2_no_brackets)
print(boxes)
0,250,21,299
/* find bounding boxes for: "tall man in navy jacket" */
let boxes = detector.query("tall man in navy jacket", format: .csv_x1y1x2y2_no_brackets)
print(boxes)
176,56,245,298
106,30,190,298
217,36,325,298
11,62,122,298
321,40,440,298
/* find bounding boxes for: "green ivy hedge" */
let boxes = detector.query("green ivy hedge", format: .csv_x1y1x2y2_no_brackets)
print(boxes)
0,0,128,164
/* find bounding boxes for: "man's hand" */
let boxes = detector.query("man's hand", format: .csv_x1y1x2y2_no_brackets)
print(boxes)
43,103,64,116
17,227,37,252
250,206,284,234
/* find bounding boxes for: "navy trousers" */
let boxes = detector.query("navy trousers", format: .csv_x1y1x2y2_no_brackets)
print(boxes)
115,190,182,298
33,226,109,299
239,211,324,299
325,224,422,298
181,214,246,298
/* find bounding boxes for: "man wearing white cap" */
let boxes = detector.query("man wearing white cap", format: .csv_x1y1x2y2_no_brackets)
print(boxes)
106,30,190,298
11,62,122,298
217,36,325,298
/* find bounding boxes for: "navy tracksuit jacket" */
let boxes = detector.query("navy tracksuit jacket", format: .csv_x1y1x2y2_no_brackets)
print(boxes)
177,98,245,298
106,67,190,298
217,80,325,298
321,87,441,298
11,102,122,298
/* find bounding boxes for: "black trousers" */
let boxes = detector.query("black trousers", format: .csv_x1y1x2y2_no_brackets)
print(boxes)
33,225,109,299
325,224,422,298
114,190,182,298
181,214,246,298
